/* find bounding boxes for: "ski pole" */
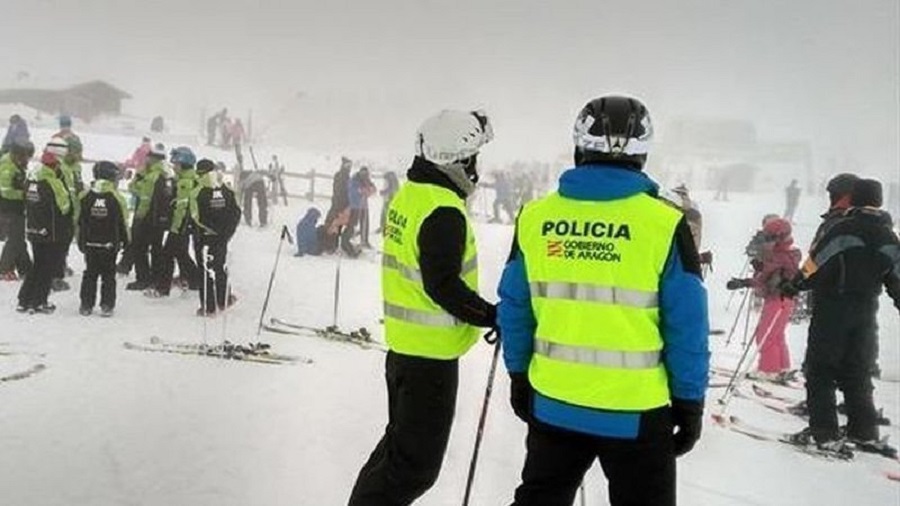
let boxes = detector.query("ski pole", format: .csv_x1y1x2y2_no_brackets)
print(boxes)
579,482,587,506
725,258,750,311
255,225,292,341
741,291,754,347
201,244,210,344
717,305,786,411
725,287,750,346
462,331,501,506
332,226,344,328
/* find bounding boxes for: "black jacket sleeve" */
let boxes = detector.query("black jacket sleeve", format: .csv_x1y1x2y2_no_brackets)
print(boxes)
418,207,497,328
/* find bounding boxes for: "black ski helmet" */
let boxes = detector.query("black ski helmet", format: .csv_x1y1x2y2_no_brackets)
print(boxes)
196,158,216,174
573,95,653,170
826,173,858,199
93,161,120,181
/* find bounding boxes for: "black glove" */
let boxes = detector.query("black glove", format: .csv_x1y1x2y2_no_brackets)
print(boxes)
509,372,533,424
671,398,703,457
726,278,751,290
778,278,800,298
699,251,713,266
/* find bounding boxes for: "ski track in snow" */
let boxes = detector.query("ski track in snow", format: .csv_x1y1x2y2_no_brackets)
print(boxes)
0,128,898,505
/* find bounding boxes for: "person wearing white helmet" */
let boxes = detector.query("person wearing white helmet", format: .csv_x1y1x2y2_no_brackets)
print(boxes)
348,110,497,506
17,138,73,314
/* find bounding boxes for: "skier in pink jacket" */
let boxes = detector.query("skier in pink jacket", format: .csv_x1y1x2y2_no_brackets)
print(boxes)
728,218,801,379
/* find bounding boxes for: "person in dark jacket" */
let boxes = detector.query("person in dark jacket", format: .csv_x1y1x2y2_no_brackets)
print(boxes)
500,96,708,506
784,179,801,221
0,140,35,279
126,143,174,291
785,179,900,457
190,159,242,316
148,147,199,296
78,162,129,316
346,166,376,249
1,114,30,155
348,110,497,506
294,207,322,257
326,157,352,226
17,139,74,314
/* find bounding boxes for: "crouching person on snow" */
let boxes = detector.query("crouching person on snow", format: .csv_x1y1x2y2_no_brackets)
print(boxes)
190,159,241,316
78,161,129,317
17,138,74,314
347,110,497,506
498,96,709,506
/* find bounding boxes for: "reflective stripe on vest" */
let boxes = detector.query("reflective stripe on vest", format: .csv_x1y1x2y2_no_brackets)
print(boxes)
534,338,661,369
530,281,658,309
517,191,682,411
383,302,459,327
383,253,478,283
381,182,480,359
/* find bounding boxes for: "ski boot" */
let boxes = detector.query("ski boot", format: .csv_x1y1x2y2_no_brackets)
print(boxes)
30,303,57,315
125,281,150,291
79,306,93,316
50,278,70,292
99,305,115,318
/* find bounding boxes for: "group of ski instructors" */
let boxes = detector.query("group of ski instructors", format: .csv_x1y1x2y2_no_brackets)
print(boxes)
729,173,900,458
0,116,242,317
349,96,710,506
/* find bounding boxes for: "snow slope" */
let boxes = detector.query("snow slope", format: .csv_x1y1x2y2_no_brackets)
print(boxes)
1,130,898,505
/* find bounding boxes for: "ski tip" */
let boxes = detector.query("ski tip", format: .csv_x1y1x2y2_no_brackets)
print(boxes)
886,471,900,482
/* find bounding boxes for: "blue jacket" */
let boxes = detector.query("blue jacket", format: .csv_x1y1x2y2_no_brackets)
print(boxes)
295,207,322,256
498,165,709,439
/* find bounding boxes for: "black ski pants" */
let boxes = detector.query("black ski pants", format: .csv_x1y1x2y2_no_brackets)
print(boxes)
511,408,676,506
0,213,31,275
348,352,458,506
157,231,198,294
18,241,66,308
805,295,880,442
80,249,117,309
117,223,137,274
133,219,165,285
196,238,229,313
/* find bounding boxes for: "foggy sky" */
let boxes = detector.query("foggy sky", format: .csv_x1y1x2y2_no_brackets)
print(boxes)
4,0,899,176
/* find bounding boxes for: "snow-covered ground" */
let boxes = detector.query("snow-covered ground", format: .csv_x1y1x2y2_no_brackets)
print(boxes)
1,129,898,505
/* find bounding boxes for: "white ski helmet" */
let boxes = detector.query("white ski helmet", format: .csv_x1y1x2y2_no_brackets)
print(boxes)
45,136,69,157
415,109,493,195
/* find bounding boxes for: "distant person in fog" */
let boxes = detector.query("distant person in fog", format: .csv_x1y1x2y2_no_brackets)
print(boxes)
784,179,801,222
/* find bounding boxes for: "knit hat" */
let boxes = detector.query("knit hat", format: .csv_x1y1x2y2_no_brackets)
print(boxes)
850,178,883,208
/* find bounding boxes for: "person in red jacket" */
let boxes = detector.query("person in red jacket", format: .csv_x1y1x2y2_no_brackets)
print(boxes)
728,218,801,379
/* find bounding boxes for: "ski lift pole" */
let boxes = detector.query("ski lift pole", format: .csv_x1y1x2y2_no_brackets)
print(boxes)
462,331,501,506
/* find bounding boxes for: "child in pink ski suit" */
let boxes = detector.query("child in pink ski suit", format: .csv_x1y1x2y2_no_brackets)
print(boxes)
730,217,801,377
750,218,801,375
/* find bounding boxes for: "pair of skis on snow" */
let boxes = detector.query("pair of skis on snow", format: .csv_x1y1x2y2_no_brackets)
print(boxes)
123,336,313,365
263,318,386,352
711,413,899,467
123,317,386,365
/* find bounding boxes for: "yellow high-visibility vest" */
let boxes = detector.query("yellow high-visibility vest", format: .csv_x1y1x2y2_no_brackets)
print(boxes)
382,182,480,359
517,191,681,410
